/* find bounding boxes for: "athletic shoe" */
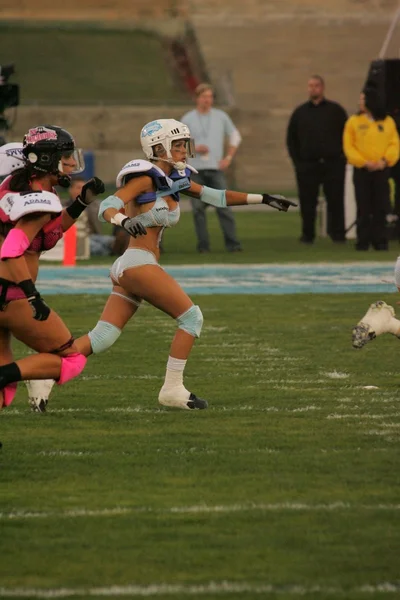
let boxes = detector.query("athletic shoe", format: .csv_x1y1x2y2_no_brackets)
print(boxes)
352,301,400,349
158,386,208,410
26,379,55,413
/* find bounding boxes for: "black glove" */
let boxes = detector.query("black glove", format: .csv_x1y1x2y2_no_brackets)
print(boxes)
121,217,147,238
78,177,105,205
262,194,298,212
19,279,50,321
66,177,106,219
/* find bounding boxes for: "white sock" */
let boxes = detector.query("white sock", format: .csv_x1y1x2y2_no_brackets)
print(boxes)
163,356,187,389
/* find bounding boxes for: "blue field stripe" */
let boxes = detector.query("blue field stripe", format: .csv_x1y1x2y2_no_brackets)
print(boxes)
35,263,396,295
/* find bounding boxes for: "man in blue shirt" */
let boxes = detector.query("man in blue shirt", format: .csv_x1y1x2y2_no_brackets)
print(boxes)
181,83,242,252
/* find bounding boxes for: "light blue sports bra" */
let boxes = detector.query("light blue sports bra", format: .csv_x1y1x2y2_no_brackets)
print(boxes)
135,196,180,229
115,160,193,230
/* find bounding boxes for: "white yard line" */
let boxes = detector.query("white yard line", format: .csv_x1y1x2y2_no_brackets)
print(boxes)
1,502,400,521
0,581,400,598
327,413,400,420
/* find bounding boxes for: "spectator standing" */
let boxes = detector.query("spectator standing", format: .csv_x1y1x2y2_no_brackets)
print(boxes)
343,88,400,250
181,83,242,253
389,109,400,226
287,75,348,244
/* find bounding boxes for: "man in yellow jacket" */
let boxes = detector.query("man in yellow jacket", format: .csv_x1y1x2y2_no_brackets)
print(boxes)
343,88,400,250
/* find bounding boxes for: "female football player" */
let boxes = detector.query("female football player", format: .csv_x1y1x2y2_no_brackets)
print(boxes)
0,125,110,409
28,119,295,412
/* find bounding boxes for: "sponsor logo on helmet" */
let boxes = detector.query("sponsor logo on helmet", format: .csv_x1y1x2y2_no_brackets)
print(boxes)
141,121,162,138
25,126,58,145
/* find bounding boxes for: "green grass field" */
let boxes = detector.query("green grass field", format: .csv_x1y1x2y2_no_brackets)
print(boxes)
86,208,400,266
0,24,186,105
1,291,400,599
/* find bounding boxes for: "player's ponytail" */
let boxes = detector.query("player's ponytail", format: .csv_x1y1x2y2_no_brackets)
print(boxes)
9,166,35,192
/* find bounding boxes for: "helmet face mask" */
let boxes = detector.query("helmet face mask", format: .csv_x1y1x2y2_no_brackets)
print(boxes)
140,119,195,169
58,149,85,175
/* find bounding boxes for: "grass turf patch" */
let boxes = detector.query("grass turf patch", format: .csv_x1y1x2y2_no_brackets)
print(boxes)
66,208,400,266
0,293,399,595
0,24,186,105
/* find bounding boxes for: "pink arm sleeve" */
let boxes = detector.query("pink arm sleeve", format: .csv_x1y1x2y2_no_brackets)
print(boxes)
0,229,30,260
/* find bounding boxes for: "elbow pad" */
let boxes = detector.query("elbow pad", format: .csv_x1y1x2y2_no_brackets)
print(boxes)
98,195,125,222
0,229,30,260
200,186,227,208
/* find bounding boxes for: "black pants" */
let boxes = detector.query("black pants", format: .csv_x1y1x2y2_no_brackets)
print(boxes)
353,167,390,250
295,160,346,242
390,160,400,216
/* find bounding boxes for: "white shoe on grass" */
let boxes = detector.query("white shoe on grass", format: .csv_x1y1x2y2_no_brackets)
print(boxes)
352,301,400,349
26,379,56,413
158,385,208,410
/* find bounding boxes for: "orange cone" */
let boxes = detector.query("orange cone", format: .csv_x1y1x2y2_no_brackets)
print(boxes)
63,225,77,266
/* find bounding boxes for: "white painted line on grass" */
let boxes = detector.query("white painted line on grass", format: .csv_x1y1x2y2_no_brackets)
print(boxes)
322,371,350,379
0,581,400,598
327,413,400,420
2,405,321,416
2,502,400,521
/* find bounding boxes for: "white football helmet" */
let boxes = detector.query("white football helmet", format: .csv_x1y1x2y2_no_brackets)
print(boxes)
0,142,25,177
140,119,195,170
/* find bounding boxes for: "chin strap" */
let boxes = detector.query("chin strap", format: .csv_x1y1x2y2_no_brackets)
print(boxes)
154,157,187,171
57,173,71,188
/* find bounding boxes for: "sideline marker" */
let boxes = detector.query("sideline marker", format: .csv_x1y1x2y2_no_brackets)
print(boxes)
63,225,77,266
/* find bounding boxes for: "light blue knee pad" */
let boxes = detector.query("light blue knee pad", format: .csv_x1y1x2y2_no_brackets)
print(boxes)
177,305,203,338
88,320,122,354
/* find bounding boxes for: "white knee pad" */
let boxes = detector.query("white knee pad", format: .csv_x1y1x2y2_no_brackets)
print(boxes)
88,320,122,354
177,305,203,338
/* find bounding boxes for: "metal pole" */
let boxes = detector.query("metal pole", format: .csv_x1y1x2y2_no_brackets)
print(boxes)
379,2,400,58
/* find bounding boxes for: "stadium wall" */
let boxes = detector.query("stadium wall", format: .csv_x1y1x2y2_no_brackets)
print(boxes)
3,0,400,190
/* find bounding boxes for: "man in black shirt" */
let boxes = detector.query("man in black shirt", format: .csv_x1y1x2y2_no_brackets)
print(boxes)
286,75,348,244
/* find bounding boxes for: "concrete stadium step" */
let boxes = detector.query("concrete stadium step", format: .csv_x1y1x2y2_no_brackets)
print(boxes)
191,0,398,23
0,0,188,20
195,21,399,111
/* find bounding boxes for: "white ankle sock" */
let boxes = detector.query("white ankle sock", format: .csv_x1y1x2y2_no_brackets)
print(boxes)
163,356,187,389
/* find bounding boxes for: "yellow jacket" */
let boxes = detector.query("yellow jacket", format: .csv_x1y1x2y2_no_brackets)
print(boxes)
343,113,400,168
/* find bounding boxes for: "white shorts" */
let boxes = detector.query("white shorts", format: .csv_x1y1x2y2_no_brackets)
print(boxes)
110,248,161,282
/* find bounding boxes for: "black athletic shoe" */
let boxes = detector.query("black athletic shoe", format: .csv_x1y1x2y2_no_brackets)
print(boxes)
187,393,208,410
29,398,48,413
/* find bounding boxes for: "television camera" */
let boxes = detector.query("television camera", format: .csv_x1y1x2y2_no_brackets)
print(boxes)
0,64,20,144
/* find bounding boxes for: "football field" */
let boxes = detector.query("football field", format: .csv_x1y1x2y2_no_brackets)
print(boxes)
1,291,399,599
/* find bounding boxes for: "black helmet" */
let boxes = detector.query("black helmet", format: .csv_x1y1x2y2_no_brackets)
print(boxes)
22,125,85,186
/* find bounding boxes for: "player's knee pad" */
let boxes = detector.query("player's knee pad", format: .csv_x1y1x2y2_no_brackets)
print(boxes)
2,382,17,407
177,305,203,338
57,353,87,385
88,320,122,354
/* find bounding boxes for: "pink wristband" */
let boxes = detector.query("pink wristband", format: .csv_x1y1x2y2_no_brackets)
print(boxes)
0,229,30,260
